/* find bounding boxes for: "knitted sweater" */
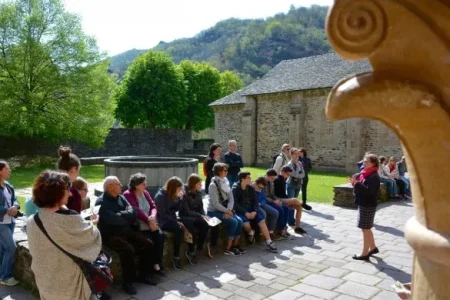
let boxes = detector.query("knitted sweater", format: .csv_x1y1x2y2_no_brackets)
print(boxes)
27,208,101,300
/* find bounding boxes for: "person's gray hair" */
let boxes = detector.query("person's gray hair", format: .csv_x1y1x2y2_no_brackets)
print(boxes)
228,140,237,146
103,176,120,191
128,173,147,191
281,143,291,152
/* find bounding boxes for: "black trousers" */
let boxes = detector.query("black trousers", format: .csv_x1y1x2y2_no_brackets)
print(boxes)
103,232,154,284
141,229,165,267
161,221,183,258
180,216,209,251
302,176,309,203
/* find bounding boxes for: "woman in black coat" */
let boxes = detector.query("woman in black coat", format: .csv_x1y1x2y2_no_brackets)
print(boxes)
348,154,380,261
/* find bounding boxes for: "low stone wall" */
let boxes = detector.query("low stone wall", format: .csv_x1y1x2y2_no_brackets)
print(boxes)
333,183,389,208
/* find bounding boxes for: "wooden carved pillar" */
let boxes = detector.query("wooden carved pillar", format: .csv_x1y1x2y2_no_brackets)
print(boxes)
325,0,450,298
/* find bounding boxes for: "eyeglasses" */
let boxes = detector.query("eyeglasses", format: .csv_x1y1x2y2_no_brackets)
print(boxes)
79,188,89,192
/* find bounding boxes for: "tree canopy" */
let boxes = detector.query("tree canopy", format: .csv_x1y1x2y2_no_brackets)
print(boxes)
0,0,115,147
109,5,331,85
113,51,242,131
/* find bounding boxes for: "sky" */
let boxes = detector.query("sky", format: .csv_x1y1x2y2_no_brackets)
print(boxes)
63,0,333,56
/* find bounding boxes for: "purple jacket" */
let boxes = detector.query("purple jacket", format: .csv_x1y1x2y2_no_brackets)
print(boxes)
123,189,157,224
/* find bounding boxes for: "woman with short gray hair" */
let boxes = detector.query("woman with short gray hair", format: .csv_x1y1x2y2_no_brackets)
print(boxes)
123,173,165,276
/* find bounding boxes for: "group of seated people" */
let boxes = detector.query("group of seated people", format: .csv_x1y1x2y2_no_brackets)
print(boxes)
359,154,411,200
93,161,308,295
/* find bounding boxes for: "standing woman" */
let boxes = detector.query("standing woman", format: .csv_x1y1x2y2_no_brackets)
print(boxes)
205,143,222,194
57,146,82,213
0,161,20,286
298,148,312,210
286,148,305,226
123,173,165,276
27,170,102,300
348,154,380,261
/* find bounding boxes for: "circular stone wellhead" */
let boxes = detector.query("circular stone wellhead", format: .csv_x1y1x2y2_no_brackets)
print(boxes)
102,156,199,196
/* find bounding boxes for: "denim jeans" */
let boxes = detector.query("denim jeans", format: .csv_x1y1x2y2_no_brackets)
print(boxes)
227,174,238,188
287,183,301,225
207,211,243,240
0,222,16,281
268,204,288,230
261,204,279,232
380,178,397,197
399,176,411,196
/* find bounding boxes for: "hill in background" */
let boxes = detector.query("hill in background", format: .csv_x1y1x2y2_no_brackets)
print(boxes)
109,5,332,85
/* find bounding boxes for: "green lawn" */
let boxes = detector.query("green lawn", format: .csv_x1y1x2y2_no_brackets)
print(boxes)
10,163,346,206
198,163,347,204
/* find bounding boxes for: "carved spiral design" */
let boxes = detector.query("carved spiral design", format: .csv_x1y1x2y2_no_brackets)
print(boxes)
327,0,387,59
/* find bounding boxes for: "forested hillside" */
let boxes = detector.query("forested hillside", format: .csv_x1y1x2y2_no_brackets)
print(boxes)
109,5,331,84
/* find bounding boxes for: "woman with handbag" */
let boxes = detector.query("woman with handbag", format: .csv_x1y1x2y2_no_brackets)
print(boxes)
286,148,305,226
27,170,108,300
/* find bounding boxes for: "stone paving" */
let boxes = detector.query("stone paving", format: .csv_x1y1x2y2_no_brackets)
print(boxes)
1,200,413,300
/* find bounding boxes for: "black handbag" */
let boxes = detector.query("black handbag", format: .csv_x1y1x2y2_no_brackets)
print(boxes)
34,214,113,293
290,177,302,189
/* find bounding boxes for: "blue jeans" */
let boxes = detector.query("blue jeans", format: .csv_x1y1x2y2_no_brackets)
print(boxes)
227,174,238,188
380,178,397,197
236,209,265,224
399,176,411,196
0,222,16,281
207,211,243,240
261,204,279,232
287,183,301,225
268,204,288,230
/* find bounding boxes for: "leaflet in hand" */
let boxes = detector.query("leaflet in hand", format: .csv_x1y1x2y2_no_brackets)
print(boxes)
206,217,222,227
80,205,100,220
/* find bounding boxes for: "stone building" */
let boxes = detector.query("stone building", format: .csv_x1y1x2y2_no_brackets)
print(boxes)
209,53,403,173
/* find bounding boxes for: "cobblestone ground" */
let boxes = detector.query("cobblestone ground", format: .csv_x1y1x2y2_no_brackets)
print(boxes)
1,200,413,300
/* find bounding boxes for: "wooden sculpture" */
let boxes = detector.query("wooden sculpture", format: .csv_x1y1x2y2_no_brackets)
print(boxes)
325,0,450,298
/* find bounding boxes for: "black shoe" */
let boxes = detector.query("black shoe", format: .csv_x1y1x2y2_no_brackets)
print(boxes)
154,269,166,277
172,256,182,270
185,251,197,265
122,283,137,295
302,203,312,210
99,291,111,300
137,274,158,286
233,246,246,254
368,247,379,256
295,227,307,235
224,248,238,256
352,254,370,261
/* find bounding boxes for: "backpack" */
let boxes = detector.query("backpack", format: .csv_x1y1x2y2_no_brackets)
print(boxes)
203,158,209,177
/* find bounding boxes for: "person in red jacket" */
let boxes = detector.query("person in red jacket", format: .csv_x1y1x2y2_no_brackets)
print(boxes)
57,146,82,213
123,173,165,276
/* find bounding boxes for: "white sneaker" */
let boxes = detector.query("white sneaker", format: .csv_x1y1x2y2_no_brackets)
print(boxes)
0,277,19,286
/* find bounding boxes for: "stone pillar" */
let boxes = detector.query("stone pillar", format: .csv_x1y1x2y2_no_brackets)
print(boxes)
344,118,365,173
241,96,256,166
289,92,302,147
326,0,450,298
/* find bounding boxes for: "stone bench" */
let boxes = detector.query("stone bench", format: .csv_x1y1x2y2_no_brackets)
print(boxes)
333,183,389,208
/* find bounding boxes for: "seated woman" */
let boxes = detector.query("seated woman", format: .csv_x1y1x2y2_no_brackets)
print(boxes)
387,157,407,199
123,173,165,276
26,170,107,300
154,176,193,270
207,163,244,256
0,161,20,287
179,174,210,261
378,156,398,199
73,177,91,211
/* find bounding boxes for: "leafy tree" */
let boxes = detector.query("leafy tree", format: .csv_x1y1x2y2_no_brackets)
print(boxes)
0,0,115,147
113,50,187,128
219,70,243,97
179,60,221,131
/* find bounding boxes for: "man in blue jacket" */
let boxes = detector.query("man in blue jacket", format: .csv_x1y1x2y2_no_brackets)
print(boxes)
224,140,244,186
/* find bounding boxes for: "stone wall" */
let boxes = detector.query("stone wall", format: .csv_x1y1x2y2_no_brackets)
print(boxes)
0,128,193,158
212,89,404,173
213,104,245,154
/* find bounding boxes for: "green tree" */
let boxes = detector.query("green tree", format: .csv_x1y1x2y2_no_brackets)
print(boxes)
0,0,115,147
113,50,187,128
180,60,222,131
219,70,243,97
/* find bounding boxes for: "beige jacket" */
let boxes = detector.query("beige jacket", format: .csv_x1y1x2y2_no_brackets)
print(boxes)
27,209,102,300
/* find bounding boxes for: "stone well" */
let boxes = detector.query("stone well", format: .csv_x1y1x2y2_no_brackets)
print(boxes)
103,156,198,195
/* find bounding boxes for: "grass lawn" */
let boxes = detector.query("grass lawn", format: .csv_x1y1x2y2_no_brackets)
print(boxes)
198,163,347,204
10,163,347,206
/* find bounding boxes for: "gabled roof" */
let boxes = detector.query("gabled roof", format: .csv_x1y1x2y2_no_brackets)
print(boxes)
209,89,246,107
241,53,372,96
